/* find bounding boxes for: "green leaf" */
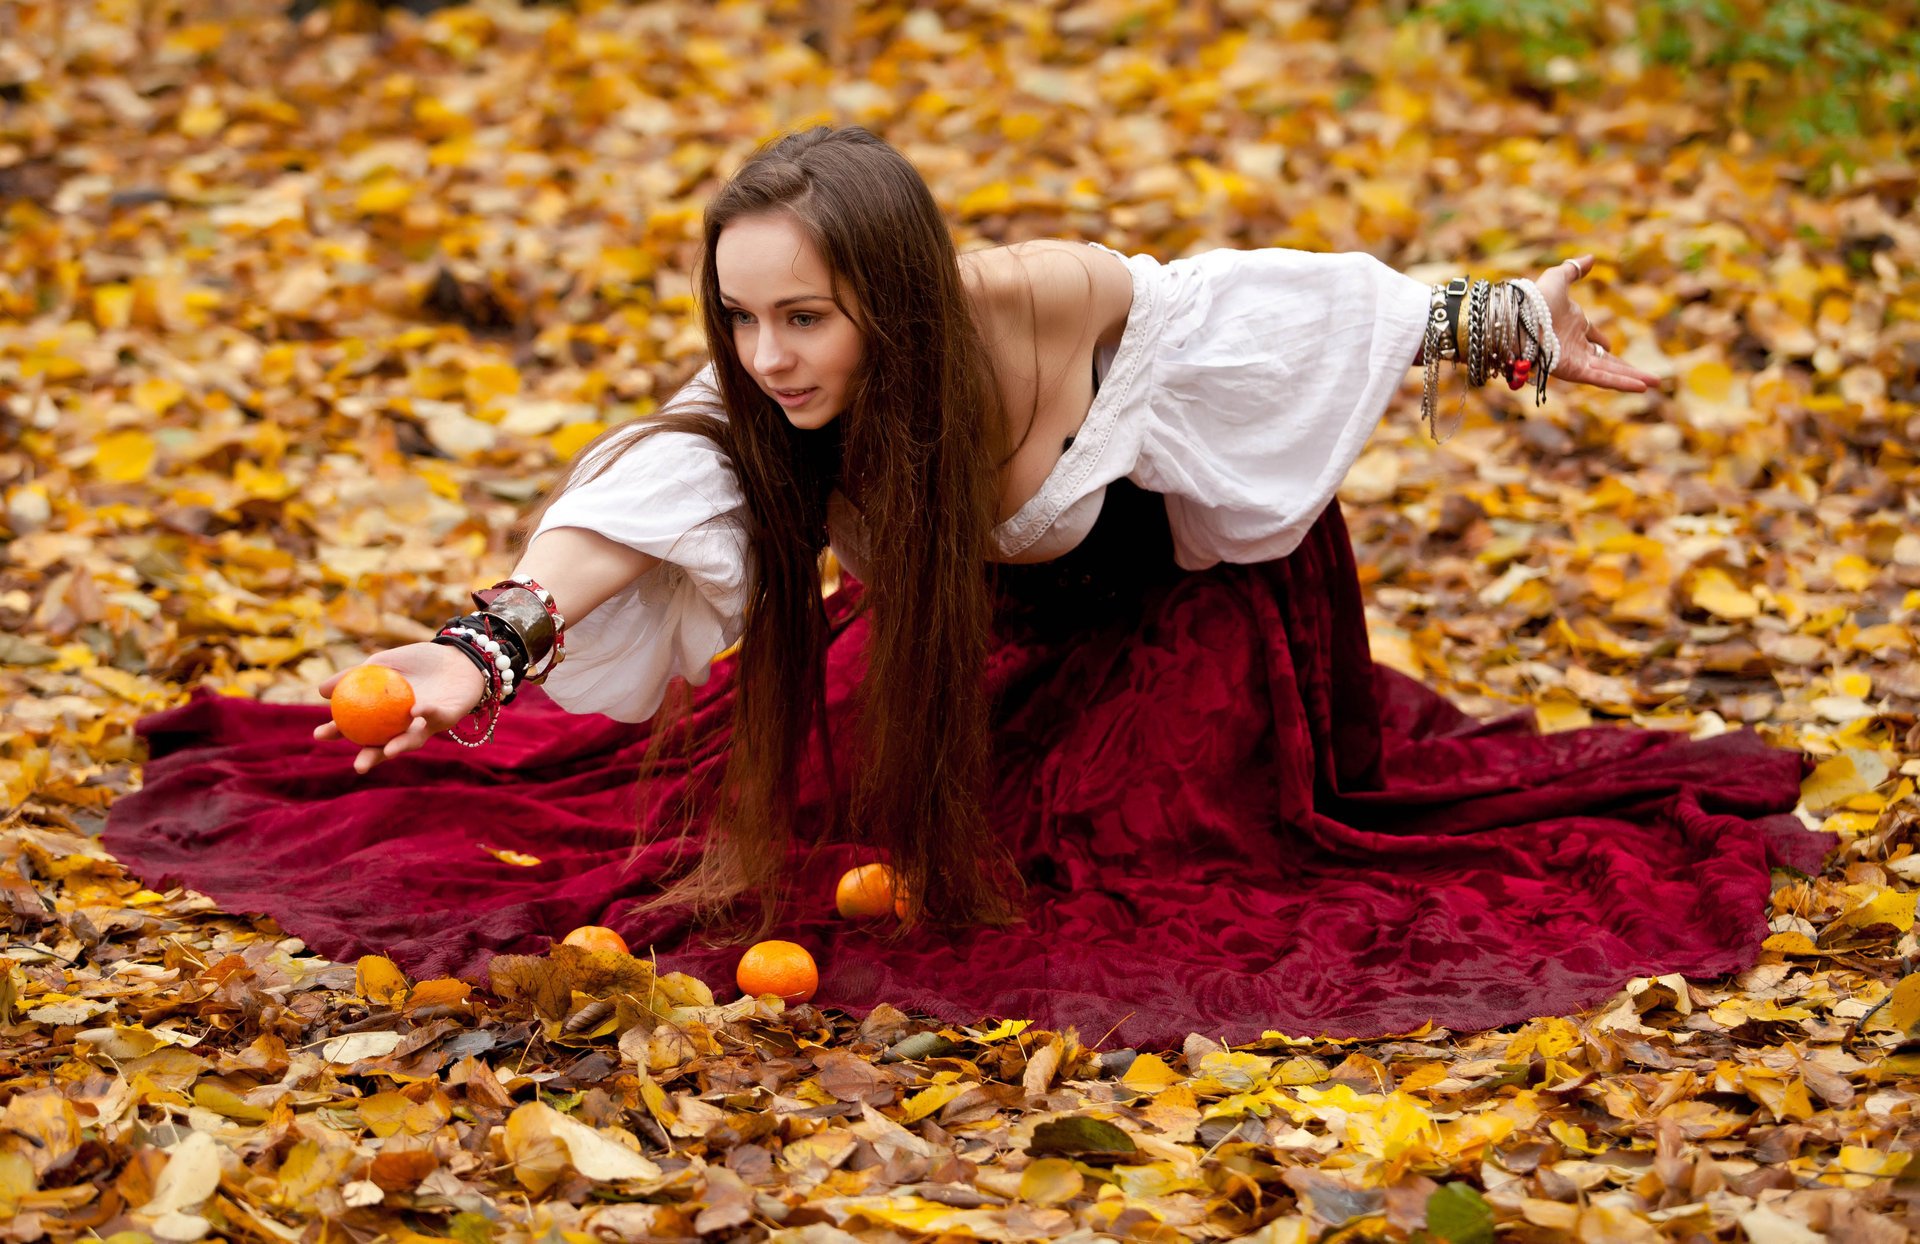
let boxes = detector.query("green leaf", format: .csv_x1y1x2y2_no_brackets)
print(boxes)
448,1211,497,1244
1425,1182,1494,1244
1027,1116,1138,1160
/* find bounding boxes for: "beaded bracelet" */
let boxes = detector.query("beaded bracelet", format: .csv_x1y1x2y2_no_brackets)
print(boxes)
432,624,506,747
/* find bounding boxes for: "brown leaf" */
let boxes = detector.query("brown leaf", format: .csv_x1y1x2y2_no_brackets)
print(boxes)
368,1148,438,1192
814,1049,893,1105
1021,1037,1064,1096
489,953,571,1020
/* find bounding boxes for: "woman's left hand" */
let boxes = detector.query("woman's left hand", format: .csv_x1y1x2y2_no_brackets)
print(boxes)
1535,255,1662,393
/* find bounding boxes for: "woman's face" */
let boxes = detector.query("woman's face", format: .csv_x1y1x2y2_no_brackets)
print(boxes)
713,212,863,430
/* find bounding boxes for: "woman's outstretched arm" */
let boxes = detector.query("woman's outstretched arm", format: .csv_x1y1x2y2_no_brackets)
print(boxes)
509,527,661,632
311,527,663,774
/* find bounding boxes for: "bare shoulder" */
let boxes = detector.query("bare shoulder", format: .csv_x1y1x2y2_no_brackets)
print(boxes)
959,240,1133,351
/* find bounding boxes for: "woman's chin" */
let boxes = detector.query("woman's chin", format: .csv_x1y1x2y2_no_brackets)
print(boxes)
784,403,842,430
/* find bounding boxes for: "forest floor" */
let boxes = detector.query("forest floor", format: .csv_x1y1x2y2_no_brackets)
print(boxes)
4,1,1920,1241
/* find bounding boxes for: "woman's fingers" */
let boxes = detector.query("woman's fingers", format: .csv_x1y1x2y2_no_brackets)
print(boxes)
385,717,431,759
1566,349,1659,392
336,714,435,774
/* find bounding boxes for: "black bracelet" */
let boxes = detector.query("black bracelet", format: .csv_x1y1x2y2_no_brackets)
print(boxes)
433,632,498,692
1443,276,1468,361
471,611,531,676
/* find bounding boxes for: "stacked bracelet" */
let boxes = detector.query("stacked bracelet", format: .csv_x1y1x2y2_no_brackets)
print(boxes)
422,576,572,749
1420,274,1558,440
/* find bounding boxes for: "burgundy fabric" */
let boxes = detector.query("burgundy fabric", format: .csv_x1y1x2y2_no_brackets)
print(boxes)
104,486,1829,1047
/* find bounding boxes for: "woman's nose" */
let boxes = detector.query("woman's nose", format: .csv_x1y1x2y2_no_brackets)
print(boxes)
754,331,792,375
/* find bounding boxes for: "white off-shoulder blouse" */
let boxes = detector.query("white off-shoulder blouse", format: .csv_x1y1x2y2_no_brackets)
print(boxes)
530,242,1433,721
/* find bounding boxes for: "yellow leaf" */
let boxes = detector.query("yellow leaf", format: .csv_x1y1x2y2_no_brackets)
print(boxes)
1396,1062,1447,1093
178,100,226,139
1833,555,1875,592
1824,889,1916,939
1018,1157,1083,1205
0,1151,32,1210
1534,697,1593,734
1762,931,1819,954
235,461,294,501
636,1072,677,1130
1847,623,1912,654
899,1083,963,1123
550,421,605,461
1822,810,1880,836
1548,1121,1604,1154
1684,360,1735,403
356,178,413,215
465,360,521,406
504,1102,570,1195
481,844,543,867
360,1090,422,1136
93,284,134,330
1830,1145,1908,1180
356,955,411,1006
1883,973,1920,1035
1276,1056,1331,1086
957,181,1015,216
1000,112,1046,142
94,431,157,483
1739,1069,1814,1121
0,1091,81,1177
163,22,227,55
403,979,473,1013
975,1018,1031,1042
133,376,186,415
1801,752,1884,811
1354,178,1414,224
1119,1053,1183,1092
1691,568,1758,620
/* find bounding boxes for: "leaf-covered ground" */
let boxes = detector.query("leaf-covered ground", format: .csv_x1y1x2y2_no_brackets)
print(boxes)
5,1,1920,1240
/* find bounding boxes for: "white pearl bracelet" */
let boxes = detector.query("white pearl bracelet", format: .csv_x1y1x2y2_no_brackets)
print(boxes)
446,625,516,695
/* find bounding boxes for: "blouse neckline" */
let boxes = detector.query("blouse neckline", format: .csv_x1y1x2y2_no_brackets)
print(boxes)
990,242,1155,558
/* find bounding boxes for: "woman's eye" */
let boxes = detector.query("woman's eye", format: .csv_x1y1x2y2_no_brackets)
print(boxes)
790,313,819,327
728,310,753,326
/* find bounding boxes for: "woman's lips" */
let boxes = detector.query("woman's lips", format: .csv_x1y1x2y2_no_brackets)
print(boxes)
771,387,816,408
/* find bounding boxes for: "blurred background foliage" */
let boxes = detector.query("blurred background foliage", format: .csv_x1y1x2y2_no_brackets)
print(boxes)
1415,0,1919,162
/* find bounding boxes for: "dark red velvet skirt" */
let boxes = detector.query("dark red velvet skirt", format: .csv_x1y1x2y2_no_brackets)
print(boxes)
104,484,1829,1047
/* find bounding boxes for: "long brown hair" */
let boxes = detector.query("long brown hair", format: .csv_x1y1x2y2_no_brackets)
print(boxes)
516,126,1023,937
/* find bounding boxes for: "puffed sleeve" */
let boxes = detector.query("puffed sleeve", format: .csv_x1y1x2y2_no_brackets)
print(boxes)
1128,246,1433,569
526,365,750,723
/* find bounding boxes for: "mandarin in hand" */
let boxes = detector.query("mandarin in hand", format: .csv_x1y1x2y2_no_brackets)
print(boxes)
736,939,818,1003
834,863,903,920
329,664,417,747
560,925,629,955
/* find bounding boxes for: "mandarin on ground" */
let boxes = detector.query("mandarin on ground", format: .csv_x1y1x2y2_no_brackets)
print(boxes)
736,939,818,1003
560,925,628,955
835,862,902,919
330,664,416,747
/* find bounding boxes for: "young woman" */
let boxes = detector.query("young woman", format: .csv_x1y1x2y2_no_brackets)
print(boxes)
107,127,1826,1045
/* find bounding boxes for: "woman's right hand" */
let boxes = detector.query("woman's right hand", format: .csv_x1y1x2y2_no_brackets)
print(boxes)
313,643,490,774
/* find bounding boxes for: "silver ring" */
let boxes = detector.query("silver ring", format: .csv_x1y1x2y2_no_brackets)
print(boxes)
1592,342,1606,354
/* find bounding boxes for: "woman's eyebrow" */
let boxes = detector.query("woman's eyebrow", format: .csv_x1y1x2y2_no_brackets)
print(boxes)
718,292,833,308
